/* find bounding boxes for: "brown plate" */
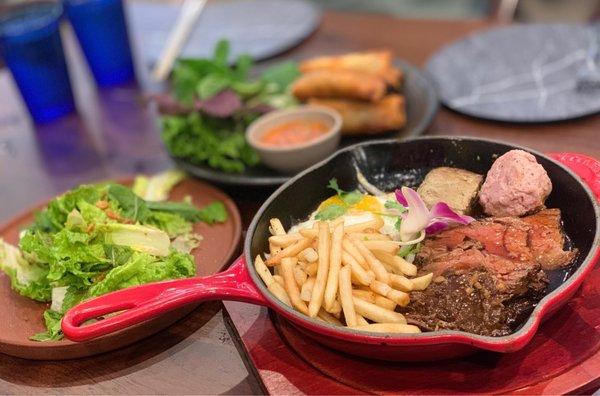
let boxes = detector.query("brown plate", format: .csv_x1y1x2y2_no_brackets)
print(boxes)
0,178,242,360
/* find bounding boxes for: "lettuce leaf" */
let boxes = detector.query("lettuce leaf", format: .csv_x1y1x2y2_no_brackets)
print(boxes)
0,239,51,302
87,252,195,297
147,200,227,224
146,211,192,238
30,310,63,341
33,185,107,233
107,184,150,222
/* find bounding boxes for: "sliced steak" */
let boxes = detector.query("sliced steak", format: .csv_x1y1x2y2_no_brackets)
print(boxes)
522,209,577,270
418,209,576,271
405,209,576,336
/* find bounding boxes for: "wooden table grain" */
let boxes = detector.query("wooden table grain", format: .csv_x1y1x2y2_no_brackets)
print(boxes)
0,9,598,395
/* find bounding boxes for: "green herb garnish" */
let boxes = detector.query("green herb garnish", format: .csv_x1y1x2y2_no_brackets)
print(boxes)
314,178,364,220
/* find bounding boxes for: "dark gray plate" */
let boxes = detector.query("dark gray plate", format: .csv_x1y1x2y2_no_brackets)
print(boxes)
173,59,439,187
427,24,600,123
128,0,321,65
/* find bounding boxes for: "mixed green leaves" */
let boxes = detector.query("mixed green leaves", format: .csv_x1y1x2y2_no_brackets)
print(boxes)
161,39,300,173
0,174,227,341
315,178,364,221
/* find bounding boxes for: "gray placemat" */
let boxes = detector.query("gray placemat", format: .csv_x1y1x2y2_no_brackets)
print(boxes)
426,24,600,122
127,0,320,65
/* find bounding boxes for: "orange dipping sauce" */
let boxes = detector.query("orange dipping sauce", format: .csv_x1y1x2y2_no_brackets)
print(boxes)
260,120,330,147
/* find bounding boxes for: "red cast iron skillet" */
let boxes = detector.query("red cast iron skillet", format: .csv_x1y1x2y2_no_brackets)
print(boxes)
62,136,600,361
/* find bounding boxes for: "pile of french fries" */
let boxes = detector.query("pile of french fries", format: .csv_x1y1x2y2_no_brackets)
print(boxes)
254,216,433,334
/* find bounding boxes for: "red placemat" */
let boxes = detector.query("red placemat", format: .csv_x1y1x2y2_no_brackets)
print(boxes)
223,265,600,395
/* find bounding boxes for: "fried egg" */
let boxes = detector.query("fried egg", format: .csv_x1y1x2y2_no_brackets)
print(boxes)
289,193,401,238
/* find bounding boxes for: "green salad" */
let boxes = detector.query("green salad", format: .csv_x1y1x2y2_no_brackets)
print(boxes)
157,39,300,173
0,170,227,341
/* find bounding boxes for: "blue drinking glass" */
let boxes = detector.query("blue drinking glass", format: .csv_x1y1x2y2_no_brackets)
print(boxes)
64,0,135,87
0,2,75,123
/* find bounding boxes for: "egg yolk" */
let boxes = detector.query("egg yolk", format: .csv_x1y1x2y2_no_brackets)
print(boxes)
352,195,382,213
317,194,382,214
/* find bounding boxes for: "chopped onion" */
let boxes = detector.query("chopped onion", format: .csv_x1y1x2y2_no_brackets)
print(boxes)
391,230,425,246
355,168,385,196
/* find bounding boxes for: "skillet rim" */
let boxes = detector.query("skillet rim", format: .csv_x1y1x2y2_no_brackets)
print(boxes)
244,135,600,350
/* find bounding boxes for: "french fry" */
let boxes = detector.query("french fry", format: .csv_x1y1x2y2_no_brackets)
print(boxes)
318,308,343,326
364,240,399,255
305,262,318,277
352,289,376,303
269,218,286,235
372,250,417,276
281,257,309,315
349,232,391,241
342,238,368,269
350,323,421,333
268,283,292,306
328,299,342,316
411,273,434,290
300,228,318,238
374,295,397,311
270,242,282,256
300,277,315,302
255,256,292,307
353,297,406,324
389,273,413,292
254,255,274,286
342,251,374,286
355,314,369,326
293,265,308,286
350,236,390,284
299,247,318,263
273,274,285,288
369,280,410,306
309,222,330,317
344,216,384,233
339,265,357,326
266,237,314,266
273,264,281,276
324,222,344,311
269,233,303,247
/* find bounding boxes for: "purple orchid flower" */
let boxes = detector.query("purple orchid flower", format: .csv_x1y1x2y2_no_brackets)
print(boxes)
395,187,474,241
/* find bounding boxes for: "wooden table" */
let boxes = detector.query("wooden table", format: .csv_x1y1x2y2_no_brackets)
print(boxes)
0,10,599,394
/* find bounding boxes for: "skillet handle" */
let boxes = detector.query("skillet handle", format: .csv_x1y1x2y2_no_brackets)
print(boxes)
61,256,266,342
549,152,600,200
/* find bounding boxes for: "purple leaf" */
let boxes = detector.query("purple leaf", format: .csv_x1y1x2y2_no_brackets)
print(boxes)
245,103,275,115
146,94,191,115
195,89,243,118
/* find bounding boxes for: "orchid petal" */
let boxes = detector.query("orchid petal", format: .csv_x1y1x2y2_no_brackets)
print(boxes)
429,202,474,225
395,189,408,206
425,221,448,234
398,187,431,241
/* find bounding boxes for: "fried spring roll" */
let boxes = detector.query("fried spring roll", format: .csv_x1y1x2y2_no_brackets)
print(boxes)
298,50,402,87
292,70,386,102
308,95,406,136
